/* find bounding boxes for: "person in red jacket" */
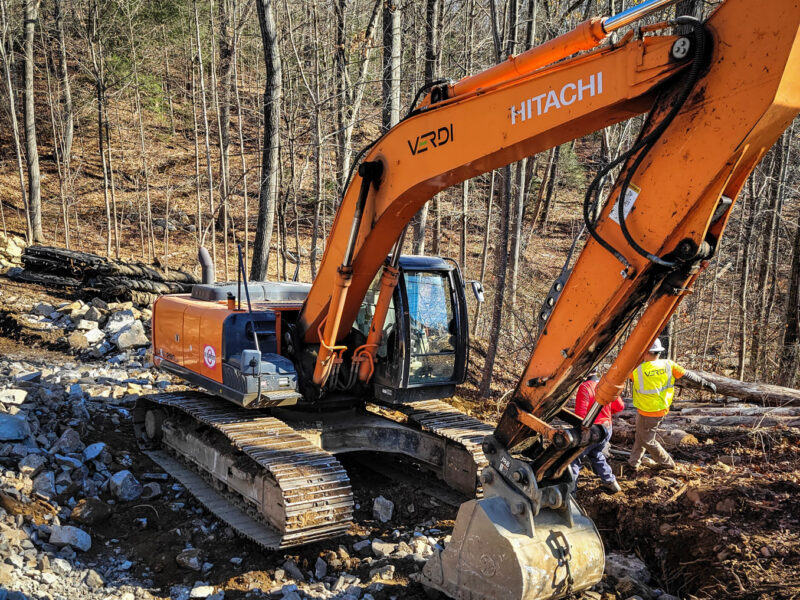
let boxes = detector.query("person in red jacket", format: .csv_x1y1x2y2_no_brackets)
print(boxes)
570,369,625,494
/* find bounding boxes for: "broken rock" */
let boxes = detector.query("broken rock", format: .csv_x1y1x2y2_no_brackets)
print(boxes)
282,559,306,582
18,453,47,477
605,552,651,584
115,320,149,349
372,495,394,523
141,482,162,500
369,564,395,581
49,525,92,552
82,442,106,462
32,471,57,499
51,428,84,454
177,549,204,571
32,303,55,317
0,389,28,405
71,498,113,525
0,413,32,442
84,568,105,589
110,470,143,501
371,539,396,558
105,310,136,334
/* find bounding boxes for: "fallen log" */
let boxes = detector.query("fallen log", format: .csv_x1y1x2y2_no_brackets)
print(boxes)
673,415,800,428
675,370,800,406
680,406,800,417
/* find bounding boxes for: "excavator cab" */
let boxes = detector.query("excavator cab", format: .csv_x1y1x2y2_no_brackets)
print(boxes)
356,256,469,404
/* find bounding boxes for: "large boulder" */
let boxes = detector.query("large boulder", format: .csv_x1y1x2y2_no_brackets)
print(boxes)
0,413,32,442
105,310,136,335
605,552,651,584
49,525,92,552
114,321,149,349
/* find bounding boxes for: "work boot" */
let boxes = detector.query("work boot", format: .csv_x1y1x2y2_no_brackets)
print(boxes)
626,462,643,475
654,458,677,471
601,480,622,494
641,457,658,467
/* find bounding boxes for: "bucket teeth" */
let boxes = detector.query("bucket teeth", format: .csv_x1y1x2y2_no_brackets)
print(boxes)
417,494,605,600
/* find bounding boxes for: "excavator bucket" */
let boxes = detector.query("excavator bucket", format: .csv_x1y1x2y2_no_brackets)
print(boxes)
419,493,604,599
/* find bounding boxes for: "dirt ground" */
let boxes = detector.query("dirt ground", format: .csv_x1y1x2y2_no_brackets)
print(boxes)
1,279,799,600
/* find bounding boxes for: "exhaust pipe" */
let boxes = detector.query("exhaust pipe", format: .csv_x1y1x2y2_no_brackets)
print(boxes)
198,247,215,284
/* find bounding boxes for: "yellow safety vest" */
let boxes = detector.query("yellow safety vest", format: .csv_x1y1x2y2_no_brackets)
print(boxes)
632,359,678,414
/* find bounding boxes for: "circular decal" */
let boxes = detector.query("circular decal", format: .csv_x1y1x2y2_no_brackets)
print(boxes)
203,345,217,368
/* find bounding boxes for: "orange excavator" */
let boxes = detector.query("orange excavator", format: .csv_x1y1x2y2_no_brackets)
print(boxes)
136,0,800,598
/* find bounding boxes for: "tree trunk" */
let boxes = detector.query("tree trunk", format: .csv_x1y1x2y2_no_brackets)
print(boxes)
40,27,69,247
88,0,113,256
233,45,249,274
780,205,800,387
334,0,347,197
190,35,203,248
381,0,401,132
23,0,42,242
412,0,442,254
162,25,175,135
0,0,30,239
128,11,155,262
677,370,800,406
250,0,282,281
194,0,217,267
539,144,561,231
53,0,72,167
474,172,496,336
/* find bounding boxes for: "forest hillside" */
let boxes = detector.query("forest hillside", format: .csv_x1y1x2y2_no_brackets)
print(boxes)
0,0,798,395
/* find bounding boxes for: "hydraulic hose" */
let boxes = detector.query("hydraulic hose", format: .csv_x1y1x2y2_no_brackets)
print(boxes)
583,17,707,269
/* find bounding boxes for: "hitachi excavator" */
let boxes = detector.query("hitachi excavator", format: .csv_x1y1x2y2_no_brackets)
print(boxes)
135,0,800,597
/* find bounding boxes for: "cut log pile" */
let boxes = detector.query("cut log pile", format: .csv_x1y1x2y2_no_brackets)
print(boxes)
5,245,198,305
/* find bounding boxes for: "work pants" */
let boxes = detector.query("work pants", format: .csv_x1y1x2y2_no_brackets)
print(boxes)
570,424,615,484
628,413,674,467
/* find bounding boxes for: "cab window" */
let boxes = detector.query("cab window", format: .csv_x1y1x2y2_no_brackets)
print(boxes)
405,271,456,384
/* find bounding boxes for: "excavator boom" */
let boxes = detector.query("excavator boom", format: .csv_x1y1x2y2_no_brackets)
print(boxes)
291,0,800,598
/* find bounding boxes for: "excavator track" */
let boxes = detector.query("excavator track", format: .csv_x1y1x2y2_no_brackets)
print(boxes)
367,399,493,497
402,399,492,477
134,392,353,549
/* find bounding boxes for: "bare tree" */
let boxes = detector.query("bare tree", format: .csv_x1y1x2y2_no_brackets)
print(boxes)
480,0,519,398
250,0,282,280
411,0,441,255
23,0,43,242
53,0,72,166
381,0,401,131
0,0,30,239
194,0,217,266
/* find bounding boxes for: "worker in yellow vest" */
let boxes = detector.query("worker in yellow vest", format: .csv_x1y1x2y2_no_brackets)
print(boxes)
628,338,716,470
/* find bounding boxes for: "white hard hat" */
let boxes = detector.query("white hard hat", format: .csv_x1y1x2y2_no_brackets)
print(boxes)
649,338,665,353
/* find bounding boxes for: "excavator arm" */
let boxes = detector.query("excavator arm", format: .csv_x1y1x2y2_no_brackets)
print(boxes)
294,0,800,598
